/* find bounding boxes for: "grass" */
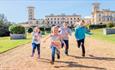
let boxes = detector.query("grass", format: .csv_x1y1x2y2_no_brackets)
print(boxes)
0,33,48,53
91,29,115,43
0,29,114,53
0,33,32,53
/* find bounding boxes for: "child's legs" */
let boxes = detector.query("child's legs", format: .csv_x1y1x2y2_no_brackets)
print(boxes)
61,41,64,48
32,43,36,55
81,39,85,55
36,44,40,55
56,48,60,59
51,46,56,62
77,40,81,48
64,40,69,55
56,48,60,55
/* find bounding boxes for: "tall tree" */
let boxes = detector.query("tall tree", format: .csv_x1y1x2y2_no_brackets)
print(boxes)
0,14,11,36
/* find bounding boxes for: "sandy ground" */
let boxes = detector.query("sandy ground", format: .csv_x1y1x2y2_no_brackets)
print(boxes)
0,34,115,70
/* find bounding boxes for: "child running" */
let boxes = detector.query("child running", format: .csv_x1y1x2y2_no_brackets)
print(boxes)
44,26,62,64
31,27,42,59
74,20,92,57
59,22,72,56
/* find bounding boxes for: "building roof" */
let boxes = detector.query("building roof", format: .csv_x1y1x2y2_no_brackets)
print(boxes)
45,14,81,17
27,6,35,8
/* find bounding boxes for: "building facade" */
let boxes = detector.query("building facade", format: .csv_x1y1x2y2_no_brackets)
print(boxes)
91,3,115,24
45,14,81,27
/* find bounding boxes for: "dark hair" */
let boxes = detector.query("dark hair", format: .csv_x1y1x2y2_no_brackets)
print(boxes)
52,25,55,26
57,25,60,28
77,18,80,21
82,20,85,23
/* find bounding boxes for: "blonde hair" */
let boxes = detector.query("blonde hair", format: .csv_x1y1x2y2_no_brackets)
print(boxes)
51,26,58,33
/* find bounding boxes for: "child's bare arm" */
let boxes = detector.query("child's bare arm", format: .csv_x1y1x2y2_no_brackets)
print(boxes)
43,34,51,42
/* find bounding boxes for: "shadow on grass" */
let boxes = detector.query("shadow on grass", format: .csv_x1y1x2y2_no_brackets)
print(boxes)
54,60,106,70
69,54,115,61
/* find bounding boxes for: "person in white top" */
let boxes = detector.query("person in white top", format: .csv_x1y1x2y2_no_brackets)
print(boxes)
31,27,42,59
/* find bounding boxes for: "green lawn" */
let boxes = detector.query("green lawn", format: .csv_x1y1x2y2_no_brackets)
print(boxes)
0,33,48,53
0,33,32,53
91,29,115,43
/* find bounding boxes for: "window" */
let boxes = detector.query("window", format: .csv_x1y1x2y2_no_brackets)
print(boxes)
54,18,56,20
62,18,65,20
98,14,101,17
36,21,38,24
107,17,109,21
58,21,59,24
29,21,32,24
99,18,101,21
71,21,72,24
51,21,53,24
110,16,112,21
54,21,56,24
71,18,72,20
74,18,76,20
48,21,49,24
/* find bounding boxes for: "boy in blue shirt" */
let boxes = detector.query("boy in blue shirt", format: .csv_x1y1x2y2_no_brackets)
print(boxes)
75,20,92,57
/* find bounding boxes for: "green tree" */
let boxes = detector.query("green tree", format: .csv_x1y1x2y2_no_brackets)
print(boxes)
0,14,11,37
106,23,114,28
28,27,33,33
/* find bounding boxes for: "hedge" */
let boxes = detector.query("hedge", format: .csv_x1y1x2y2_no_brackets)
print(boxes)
89,24,106,29
9,25,25,34
28,27,33,33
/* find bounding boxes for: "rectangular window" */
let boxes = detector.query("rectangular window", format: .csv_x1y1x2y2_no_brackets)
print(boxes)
71,18,72,20
54,18,56,20
71,21,72,24
74,18,76,20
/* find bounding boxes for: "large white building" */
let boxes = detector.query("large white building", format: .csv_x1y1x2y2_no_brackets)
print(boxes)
22,2,115,28
45,14,81,27
91,3,115,24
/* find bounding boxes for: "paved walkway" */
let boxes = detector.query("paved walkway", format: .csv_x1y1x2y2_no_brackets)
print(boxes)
0,34,115,70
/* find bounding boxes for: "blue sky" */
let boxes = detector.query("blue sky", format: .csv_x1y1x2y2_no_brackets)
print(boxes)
0,0,114,23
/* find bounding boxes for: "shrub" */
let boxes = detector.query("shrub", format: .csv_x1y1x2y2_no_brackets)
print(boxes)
28,27,33,33
9,25,25,34
39,27,45,35
106,23,114,28
40,27,45,32
45,28,51,33
89,24,106,29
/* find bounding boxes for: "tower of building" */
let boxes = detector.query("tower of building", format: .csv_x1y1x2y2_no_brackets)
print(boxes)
27,6,35,20
92,3,100,12
27,6,37,26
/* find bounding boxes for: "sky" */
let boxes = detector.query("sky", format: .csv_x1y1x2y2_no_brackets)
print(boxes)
0,0,114,23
